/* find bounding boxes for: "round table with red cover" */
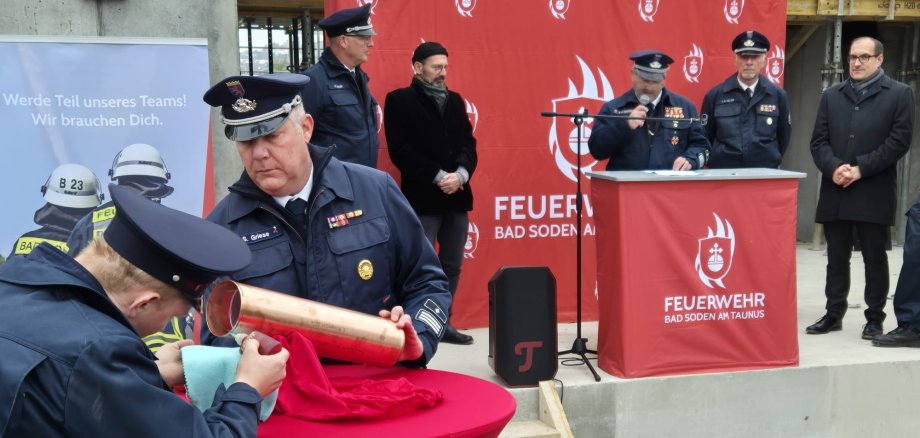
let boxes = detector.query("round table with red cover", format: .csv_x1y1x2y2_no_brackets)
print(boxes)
259,365,517,438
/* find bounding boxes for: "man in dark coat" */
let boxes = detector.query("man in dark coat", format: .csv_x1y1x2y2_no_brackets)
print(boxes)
385,42,477,345
0,185,289,437
807,36,915,339
301,4,380,168
588,50,710,171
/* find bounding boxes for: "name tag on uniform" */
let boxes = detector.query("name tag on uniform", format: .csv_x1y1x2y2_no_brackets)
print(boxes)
240,226,282,244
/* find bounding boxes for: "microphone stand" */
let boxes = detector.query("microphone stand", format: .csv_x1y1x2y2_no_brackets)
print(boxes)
541,108,699,383
541,108,601,381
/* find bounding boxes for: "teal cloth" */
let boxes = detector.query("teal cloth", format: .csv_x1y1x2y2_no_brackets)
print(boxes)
181,345,278,421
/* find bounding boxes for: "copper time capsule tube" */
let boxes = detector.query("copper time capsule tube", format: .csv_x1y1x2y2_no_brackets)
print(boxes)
206,280,405,367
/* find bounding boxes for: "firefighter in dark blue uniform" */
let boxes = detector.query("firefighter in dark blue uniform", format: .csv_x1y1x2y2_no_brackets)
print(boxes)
589,50,709,171
202,73,451,366
874,198,920,347
67,143,186,353
701,30,791,169
301,4,381,168
8,163,102,259
0,185,289,437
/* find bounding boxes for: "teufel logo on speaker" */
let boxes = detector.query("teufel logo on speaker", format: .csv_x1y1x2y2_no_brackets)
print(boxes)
549,0,571,19
638,0,660,22
547,56,614,182
456,0,476,17
724,0,744,24
695,213,735,288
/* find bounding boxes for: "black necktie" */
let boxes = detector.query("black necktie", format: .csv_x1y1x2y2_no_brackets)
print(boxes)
646,102,657,133
746,87,754,99
350,70,367,102
285,198,307,230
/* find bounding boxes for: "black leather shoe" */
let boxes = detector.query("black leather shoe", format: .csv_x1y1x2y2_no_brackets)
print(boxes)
872,325,920,347
806,315,842,334
861,321,883,340
441,325,474,345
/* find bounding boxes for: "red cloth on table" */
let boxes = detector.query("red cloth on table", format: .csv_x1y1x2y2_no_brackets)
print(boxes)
273,332,442,421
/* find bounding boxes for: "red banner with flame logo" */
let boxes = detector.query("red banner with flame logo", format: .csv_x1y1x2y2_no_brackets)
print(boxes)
329,0,788,328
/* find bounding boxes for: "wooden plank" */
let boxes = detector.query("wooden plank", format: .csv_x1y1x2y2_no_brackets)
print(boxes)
787,0,820,16
499,421,561,438
538,381,573,438
815,0,845,15
849,0,920,18
787,0,920,21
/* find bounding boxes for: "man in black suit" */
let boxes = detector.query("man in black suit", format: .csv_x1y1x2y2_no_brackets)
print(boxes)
384,42,478,345
808,36,915,340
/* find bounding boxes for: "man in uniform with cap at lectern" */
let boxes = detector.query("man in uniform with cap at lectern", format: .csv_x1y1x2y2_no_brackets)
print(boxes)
201,72,452,367
588,50,709,171
301,3,381,168
701,30,791,169
0,185,289,437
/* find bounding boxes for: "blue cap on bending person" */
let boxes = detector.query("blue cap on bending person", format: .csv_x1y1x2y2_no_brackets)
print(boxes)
202,73,309,142
318,3,376,38
732,30,770,55
103,184,251,311
629,50,674,82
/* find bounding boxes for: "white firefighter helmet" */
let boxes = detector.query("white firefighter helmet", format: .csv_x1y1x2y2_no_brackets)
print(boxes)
41,163,104,208
109,143,171,182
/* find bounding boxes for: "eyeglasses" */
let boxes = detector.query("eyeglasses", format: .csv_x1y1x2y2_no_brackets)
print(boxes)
428,64,449,73
847,54,878,64
344,35,373,45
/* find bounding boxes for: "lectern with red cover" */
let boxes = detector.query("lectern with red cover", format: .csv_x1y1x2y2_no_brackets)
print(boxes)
588,168,805,378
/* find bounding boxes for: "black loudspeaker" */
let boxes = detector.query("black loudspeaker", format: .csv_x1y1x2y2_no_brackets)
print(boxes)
488,266,557,387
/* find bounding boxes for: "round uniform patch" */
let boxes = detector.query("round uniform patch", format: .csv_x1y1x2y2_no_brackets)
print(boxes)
766,117,773,126
357,259,374,280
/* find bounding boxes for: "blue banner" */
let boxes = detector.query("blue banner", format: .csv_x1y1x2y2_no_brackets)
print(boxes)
0,37,210,258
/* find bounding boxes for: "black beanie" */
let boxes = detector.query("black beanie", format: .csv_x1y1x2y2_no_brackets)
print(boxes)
412,42,449,63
